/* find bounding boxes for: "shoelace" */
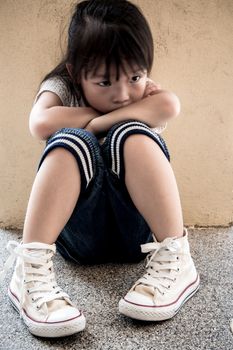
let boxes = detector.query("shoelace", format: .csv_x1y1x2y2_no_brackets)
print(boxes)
0,241,69,317
137,237,181,295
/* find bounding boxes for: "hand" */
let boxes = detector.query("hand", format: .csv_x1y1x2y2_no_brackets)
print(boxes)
143,79,162,98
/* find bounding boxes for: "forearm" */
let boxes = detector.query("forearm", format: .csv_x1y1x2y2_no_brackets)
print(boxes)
88,91,180,135
30,106,99,140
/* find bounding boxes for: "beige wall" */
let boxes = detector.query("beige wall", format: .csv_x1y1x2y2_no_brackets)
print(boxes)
0,0,233,228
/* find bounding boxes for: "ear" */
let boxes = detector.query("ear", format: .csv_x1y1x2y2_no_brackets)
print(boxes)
66,63,73,78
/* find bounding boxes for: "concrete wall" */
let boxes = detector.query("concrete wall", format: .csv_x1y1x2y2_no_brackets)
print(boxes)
0,0,233,228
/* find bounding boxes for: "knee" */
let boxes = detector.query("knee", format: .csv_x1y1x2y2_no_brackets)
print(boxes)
108,120,158,157
116,123,170,162
44,146,76,161
47,128,99,157
106,121,170,178
105,121,152,178
39,128,100,191
107,120,151,152
124,133,151,152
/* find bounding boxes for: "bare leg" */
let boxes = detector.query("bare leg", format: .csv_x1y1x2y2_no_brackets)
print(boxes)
6,148,86,337
23,148,81,244
124,134,183,242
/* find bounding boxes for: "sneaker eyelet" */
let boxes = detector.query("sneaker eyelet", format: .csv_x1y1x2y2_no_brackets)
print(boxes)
168,285,171,289
177,268,180,272
176,257,179,260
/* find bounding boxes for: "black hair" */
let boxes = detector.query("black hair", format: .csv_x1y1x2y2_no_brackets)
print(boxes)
42,0,154,101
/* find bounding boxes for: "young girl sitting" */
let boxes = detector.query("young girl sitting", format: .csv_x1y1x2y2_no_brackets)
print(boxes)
1,0,199,338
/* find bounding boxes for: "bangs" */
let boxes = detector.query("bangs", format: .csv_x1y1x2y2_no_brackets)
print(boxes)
73,18,152,81
83,54,145,81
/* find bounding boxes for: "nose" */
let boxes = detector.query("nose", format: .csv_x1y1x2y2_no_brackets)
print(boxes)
113,85,130,104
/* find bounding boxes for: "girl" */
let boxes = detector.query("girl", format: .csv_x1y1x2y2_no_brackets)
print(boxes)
1,0,199,338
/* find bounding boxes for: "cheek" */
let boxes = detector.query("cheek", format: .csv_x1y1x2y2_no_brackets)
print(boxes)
80,79,95,100
87,89,104,104
84,89,109,112
82,85,97,104
133,84,146,100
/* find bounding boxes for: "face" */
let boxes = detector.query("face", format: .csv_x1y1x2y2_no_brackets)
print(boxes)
80,63,147,114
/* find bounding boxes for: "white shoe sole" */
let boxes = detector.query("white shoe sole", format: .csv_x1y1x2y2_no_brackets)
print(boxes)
119,274,200,321
8,288,86,337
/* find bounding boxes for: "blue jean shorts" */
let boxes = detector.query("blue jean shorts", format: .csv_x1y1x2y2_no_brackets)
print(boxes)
38,121,170,264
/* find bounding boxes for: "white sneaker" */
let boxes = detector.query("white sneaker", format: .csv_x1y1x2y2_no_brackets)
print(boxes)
119,229,200,321
0,241,86,337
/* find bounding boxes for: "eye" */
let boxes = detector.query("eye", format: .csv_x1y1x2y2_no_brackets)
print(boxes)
98,80,111,87
130,75,141,83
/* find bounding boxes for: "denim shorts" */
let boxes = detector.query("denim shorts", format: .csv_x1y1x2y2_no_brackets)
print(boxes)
38,121,170,264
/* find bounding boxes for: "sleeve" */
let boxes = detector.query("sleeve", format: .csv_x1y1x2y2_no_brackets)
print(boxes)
34,77,77,106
